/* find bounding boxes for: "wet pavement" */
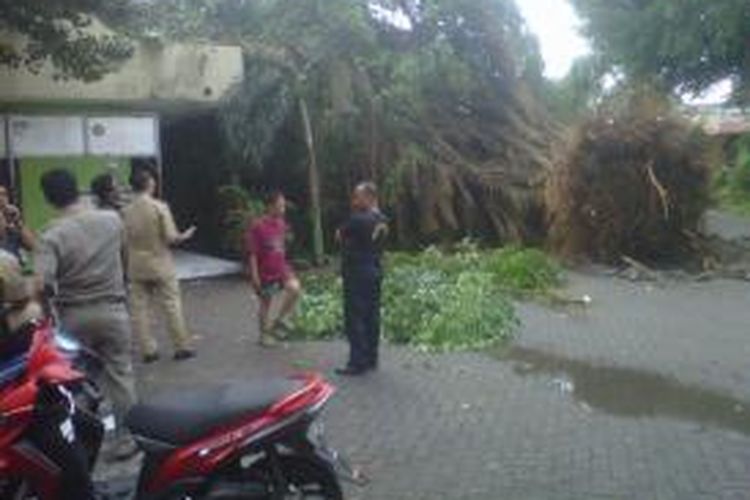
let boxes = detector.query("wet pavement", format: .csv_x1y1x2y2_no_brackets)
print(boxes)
497,346,750,439
517,272,750,402
99,274,750,499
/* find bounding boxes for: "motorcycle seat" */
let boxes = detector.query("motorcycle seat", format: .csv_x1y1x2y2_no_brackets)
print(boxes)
125,378,303,446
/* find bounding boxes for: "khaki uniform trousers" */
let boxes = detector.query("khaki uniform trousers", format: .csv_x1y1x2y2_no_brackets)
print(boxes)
129,275,192,356
59,301,137,429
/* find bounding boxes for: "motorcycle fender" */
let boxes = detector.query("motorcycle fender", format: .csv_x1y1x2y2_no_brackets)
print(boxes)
37,364,83,385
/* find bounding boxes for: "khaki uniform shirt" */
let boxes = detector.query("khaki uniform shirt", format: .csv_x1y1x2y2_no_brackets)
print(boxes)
121,194,179,281
36,206,127,306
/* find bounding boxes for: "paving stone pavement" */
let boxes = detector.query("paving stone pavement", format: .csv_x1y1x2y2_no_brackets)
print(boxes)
517,271,750,401
102,276,750,499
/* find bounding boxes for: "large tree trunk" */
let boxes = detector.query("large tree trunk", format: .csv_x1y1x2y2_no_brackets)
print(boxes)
299,97,325,264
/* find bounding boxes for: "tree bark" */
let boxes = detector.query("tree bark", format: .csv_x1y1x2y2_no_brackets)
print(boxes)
299,97,325,265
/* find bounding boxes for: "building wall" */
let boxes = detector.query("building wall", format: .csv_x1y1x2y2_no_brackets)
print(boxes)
0,40,243,105
0,31,244,235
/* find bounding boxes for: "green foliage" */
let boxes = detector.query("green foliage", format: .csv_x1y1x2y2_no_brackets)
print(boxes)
291,272,343,339
382,265,452,345
572,0,750,102
221,60,295,171
386,243,480,277
144,0,375,173
135,0,266,41
387,242,562,293
485,247,562,293
715,135,750,214
412,271,517,351
216,185,264,257
383,266,519,351
543,56,607,121
291,244,561,351
0,0,136,81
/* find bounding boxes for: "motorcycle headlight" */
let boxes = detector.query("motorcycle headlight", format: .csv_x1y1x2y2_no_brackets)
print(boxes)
54,329,81,354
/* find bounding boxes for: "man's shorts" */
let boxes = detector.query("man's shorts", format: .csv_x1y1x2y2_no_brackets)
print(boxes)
259,280,284,300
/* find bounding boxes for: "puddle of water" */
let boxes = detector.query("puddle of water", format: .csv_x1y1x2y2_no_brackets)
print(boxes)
492,346,750,436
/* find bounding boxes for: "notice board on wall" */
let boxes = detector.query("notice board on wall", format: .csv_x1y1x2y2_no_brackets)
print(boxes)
9,116,85,157
86,116,158,156
6,115,159,158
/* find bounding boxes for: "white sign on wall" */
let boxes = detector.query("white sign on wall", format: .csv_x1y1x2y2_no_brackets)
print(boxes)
9,116,85,157
86,116,158,156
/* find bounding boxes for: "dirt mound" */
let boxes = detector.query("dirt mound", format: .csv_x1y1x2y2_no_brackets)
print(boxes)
546,109,710,264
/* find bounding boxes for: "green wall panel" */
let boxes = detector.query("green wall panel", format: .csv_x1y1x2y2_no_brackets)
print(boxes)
19,157,129,232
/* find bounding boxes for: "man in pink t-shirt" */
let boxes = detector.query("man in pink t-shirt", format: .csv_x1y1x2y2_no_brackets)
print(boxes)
246,192,301,346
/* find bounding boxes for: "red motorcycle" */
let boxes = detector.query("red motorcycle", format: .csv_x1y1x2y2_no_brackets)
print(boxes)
0,320,350,499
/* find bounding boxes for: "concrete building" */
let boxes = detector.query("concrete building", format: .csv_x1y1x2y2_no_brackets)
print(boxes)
0,39,243,108
0,37,244,233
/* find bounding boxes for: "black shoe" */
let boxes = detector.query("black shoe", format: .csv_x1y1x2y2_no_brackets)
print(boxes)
143,352,160,364
173,349,196,361
335,365,368,377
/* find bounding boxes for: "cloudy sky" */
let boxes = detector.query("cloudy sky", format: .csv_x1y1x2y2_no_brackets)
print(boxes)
516,0,590,80
517,0,730,103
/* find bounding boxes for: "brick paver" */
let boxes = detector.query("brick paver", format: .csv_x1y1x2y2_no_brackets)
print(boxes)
517,271,750,401
107,276,750,500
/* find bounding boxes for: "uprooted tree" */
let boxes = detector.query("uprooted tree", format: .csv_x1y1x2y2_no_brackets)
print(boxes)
142,0,555,249
546,92,711,264
363,0,555,245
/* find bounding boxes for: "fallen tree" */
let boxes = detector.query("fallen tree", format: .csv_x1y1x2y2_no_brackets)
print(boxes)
366,0,554,246
143,0,555,248
546,104,710,264
165,0,554,247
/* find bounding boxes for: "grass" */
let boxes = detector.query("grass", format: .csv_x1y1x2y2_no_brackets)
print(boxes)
290,243,562,352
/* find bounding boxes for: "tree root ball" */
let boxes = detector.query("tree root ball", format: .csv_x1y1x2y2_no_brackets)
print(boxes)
546,111,710,265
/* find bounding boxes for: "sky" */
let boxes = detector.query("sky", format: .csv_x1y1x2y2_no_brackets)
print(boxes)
516,0,590,80
516,0,730,104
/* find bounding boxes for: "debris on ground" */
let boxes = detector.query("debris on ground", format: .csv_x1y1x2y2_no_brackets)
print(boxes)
537,289,594,309
609,233,750,283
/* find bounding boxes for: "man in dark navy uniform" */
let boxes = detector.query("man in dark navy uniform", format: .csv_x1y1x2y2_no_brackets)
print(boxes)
336,182,388,376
